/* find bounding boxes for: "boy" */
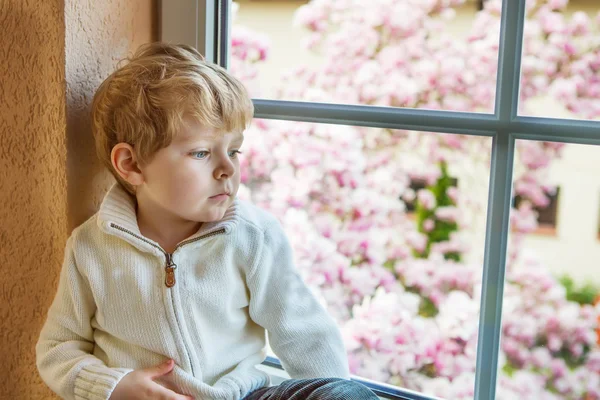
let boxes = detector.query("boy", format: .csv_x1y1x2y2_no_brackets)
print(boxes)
36,42,379,400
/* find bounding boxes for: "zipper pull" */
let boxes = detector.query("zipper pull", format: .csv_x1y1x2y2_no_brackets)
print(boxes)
165,253,177,288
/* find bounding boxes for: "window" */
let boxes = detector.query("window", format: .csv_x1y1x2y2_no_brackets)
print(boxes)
162,1,600,399
534,189,559,228
513,187,560,235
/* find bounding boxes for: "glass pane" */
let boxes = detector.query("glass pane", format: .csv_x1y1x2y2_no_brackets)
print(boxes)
496,140,600,399
230,0,500,113
518,0,600,121
239,117,494,398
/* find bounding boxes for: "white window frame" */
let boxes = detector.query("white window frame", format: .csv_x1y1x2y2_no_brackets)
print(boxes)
161,1,600,399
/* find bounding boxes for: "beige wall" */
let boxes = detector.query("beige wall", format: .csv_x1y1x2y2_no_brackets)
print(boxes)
0,0,156,398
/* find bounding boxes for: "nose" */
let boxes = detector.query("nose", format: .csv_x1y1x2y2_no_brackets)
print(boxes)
213,154,236,180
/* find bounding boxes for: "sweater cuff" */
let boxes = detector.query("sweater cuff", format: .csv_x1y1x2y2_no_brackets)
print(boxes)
74,364,134,400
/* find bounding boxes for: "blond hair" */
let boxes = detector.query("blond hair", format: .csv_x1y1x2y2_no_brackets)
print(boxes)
91,42,254,194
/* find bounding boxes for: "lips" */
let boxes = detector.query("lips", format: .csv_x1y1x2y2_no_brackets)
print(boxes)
210,192,230,199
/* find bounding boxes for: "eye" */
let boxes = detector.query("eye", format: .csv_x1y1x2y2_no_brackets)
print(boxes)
191,151,209,159
228,150,242,158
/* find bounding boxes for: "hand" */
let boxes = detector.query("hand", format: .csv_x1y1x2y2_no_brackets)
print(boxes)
109,359,194,400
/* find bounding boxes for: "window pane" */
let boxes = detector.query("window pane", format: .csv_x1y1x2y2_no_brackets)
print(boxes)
518,0,600,121
230,0,500,113
239,117,495,398
496,140,600,399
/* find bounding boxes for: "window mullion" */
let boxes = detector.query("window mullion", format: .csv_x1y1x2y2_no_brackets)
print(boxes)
198,0,218,63
217,0,231,69
494,0,526,122
474,131,515,400
513,117,600,146
475,0,525,398
254,99,498,135
160,1,200,49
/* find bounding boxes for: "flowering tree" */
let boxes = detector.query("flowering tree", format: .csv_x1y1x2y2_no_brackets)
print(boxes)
231,0,600,398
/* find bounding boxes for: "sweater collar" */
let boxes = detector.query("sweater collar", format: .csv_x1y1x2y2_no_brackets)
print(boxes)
97,183,240,253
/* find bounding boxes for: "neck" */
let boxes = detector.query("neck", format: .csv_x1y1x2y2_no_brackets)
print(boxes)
135,200,202,254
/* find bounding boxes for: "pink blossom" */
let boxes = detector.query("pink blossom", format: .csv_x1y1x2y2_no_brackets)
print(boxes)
422,219,435,232
434,206,460,223
417,189,436,210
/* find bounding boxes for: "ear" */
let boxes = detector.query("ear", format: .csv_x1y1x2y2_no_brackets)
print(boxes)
110,143,145,186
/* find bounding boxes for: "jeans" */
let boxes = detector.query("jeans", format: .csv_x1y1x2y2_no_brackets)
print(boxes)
242,378,379,400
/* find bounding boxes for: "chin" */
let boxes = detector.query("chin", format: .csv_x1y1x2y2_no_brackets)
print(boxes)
202,210,228,222
195,199,234,222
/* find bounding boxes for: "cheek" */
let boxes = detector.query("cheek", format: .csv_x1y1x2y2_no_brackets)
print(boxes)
233,163,241,182
159,175,207,211
169,168,211,196
148,162,205,197
233,160,242,181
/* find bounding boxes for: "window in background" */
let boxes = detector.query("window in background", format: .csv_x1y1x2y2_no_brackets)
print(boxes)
513,187,560,235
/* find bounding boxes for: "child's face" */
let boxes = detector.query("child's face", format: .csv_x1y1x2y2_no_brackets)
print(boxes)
136,118,243,224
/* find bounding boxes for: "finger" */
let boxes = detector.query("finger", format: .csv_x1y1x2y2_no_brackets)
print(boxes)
145,359,175,378
152,382,195,400
153,374,179,393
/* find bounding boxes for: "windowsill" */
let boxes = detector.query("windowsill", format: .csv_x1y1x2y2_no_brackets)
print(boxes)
259,357,442,400
532,224,557,236
511,224,557,237
256,362,290,386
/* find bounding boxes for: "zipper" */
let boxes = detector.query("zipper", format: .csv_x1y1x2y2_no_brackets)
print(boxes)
110,224,226,287
109,223,226,377
165,253,177,288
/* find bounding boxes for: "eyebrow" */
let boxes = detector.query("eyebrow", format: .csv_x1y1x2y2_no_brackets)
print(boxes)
180,133,244,145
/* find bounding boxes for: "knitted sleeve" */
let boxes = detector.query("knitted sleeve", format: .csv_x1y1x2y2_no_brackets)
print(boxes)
36,236,133,400
246,216,350,380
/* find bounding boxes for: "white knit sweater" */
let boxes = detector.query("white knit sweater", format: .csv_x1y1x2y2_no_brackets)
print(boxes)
36,184,350,400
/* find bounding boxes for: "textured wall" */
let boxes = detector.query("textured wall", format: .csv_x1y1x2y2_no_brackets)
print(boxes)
0,1,68,398
0,0,155,398
65,0,156,231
